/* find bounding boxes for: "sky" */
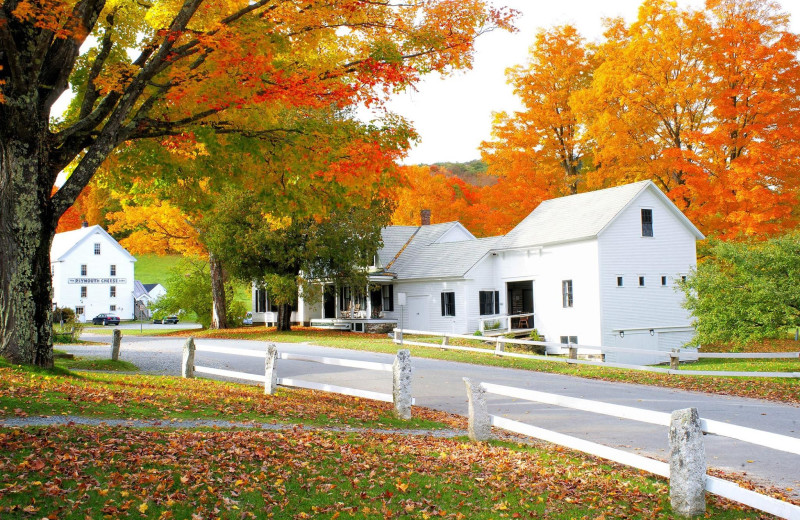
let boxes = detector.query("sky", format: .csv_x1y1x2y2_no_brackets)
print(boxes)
391,0,799,165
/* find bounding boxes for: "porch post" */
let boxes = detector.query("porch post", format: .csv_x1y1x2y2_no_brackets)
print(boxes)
335,288,340,319
365,285,372,319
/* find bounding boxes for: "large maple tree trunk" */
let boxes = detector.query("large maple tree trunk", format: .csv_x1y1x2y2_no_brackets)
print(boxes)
0,121,57,367
209,252,229,329
276,303,292,332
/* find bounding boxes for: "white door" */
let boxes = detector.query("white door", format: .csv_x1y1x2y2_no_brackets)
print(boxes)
407,295,430,332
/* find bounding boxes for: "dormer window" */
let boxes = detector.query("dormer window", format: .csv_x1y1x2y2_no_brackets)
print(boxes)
641,209,653,237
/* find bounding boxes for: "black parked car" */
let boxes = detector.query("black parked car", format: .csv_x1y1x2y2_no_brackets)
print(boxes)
154,315,179,324
92,313,120,326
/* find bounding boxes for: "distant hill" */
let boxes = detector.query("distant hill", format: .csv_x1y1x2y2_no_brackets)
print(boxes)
430,160,496,187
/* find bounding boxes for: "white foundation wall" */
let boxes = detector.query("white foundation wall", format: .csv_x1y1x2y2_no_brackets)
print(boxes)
597,189,699,363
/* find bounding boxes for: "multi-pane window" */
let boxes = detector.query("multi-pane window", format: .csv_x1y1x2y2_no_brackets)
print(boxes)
441,292,456,317
110,265,116,276
562,280,573,308
80,286,87,298
110,286,116,298
616,276,623,287
80,264,87,276
75,306,84,316
638,276,645,287
94,243,101,255
382,285,394,312
255,288,267,313
560,336,578,345
110,305,116,312
479,291,499,316
641,209,653,237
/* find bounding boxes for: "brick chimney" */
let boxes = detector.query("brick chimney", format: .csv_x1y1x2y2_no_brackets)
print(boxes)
420,209,431,226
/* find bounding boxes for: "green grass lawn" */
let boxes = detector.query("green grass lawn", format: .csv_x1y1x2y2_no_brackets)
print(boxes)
134,253,250,309
681,357,800,373
0,362,779,519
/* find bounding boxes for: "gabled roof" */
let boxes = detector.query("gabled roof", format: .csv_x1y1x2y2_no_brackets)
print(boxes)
392,236,502,279
50,225,136,263
143,283,161,293
497,181,703,249
133,280,149,299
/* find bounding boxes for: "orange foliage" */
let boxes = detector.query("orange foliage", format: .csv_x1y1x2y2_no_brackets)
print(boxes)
480,0,800,240
390,165,478,227
106,199,205,257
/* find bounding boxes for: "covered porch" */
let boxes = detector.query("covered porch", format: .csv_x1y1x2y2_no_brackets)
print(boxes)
312,277,397,333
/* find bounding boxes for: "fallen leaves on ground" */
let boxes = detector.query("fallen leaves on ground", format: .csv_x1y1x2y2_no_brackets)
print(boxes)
0,426,775,519
0,366,466,430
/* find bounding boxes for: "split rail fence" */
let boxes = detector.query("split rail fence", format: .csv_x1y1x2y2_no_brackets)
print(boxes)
180,338,413,419
463,379,800,519
394,328,800,379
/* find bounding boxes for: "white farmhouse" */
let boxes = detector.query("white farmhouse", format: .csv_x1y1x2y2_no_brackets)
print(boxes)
255,181,703,359
51,225,136,321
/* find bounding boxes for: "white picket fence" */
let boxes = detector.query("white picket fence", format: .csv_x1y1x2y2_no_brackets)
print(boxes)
464,380,800,519
180,339,414,418
393,328,800,378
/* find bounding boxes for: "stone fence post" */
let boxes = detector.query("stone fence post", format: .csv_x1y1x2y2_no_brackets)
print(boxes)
393,349,412,419
495,338,505,356
669,407,706,517
670,350,681,370
182,337,196,378
264,343,278,395
111,329,122,361
568,345,578,360
463,377,490,441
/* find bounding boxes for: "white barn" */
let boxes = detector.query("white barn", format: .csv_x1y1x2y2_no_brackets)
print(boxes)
256,181,703,358
51,225,137,322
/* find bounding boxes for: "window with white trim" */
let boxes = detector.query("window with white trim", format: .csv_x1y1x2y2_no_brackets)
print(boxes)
110,286,116,298
80,264,87,276
441,292,455,317
75,306,84,316
110,305,116,311
661,275,668,287
110,265,116,276
641,209,653,237
616,276,624,287
479,291,499,315
80,286,87,298
94,243,101,255
562,280,573,308
638,276,645,287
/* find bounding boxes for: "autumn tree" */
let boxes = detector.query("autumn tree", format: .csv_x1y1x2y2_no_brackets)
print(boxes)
0,0,514,366
204,186,394,331
576,0,800,237
390,165,477,227
482,24,592,211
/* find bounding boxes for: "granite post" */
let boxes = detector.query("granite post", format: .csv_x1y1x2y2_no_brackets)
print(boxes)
463,377,491,441
182,337,196,378
264,343,278,395
110,329,122,361
669,407,706,517
393,349,412,419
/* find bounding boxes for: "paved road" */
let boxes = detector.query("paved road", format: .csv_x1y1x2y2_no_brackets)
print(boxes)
67,334,800,497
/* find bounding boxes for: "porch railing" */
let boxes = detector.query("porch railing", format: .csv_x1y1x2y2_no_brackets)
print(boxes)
478,313,534,334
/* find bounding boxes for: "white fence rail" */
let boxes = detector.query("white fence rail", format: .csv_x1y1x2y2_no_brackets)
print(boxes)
181,338,414,419
394,328,800,379
465,380,800,519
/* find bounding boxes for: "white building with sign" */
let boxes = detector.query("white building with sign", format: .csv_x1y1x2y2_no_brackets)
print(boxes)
50,225,136,321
